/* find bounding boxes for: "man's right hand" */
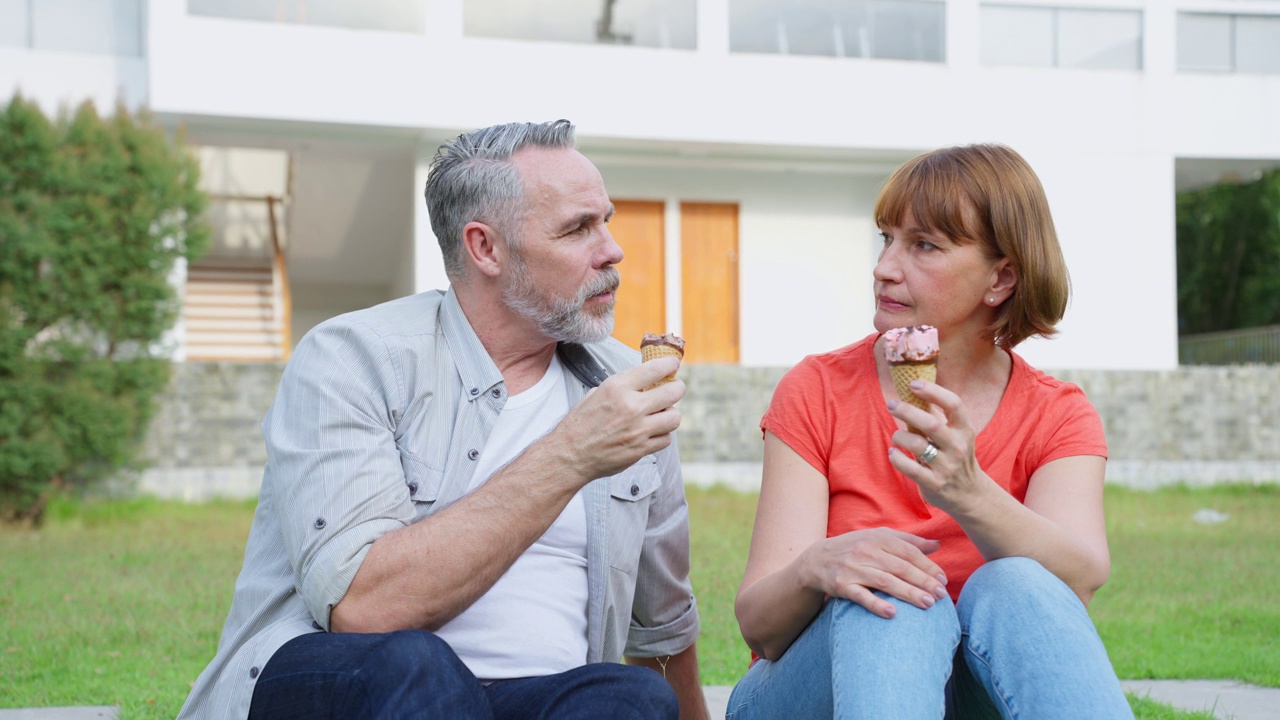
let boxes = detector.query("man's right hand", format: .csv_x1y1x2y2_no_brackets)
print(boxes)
544,355,684,484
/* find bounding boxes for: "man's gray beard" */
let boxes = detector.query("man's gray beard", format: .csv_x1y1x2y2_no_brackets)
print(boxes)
502,260,619,344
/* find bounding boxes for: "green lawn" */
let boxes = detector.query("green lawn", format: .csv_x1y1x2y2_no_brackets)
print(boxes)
1,485,1274,719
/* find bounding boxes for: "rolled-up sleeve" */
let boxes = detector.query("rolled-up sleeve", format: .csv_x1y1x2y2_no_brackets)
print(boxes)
625,440,701,657
264,318,417,630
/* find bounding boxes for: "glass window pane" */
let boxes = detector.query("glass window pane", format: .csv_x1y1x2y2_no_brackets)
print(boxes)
981,5,1053,67
1236,15,1280,74
834,1,872,58
33,0,141,56
1058,9,1141,70
870,0,944,62
465,0,695,50
0,0,29,47
779,2,838,57
729,0,782,54
187,0,425,34
1178,13,1233,72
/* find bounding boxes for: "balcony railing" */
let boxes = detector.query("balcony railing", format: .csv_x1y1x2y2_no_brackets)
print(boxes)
1179,324,1280,365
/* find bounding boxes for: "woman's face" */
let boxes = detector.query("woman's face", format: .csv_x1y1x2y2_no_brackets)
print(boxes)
872,207,1009,340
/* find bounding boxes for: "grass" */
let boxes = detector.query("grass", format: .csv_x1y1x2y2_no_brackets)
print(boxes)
1,485,1275,719
1092,484,1280,687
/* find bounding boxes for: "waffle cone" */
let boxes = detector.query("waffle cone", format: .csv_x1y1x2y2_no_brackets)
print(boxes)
890,361,937,436
641,344,683,388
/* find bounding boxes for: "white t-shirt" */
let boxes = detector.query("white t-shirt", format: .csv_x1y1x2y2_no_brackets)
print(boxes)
433,354,590,680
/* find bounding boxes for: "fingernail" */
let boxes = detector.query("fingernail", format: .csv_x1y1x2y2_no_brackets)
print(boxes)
936,574,948,585
921,593,935,608
935,585,947,600
887,400,899,410
884,604,897,618
909,380,923,389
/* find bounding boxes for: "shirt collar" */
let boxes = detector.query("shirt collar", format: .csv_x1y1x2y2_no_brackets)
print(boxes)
439,286,505,402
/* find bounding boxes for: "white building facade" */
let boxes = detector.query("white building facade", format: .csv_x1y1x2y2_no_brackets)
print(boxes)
5,0,1280,371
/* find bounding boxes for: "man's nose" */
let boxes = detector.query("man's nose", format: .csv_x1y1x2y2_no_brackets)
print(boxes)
599,225,624,267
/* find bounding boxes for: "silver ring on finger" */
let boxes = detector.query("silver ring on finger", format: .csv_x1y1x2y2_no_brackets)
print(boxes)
917,442,940,465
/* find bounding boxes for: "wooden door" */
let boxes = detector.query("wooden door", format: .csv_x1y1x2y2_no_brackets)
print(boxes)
608,200,666,351
681,202,739,363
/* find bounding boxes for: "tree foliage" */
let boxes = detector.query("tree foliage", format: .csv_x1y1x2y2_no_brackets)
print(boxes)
0,95,208,523
1177,169,1280,335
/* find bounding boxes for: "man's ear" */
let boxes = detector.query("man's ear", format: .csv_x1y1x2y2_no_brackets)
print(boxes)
462,221,504,278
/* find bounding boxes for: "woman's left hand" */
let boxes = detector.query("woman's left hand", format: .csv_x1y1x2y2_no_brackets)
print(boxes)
887,379,985,512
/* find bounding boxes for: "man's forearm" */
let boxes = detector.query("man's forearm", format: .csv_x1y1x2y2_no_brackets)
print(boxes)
331,439,585,633
627,645,709,720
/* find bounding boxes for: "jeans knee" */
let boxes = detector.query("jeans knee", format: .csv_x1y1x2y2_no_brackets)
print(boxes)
581,664,678,719
958,558,1077,625
364,629,472,682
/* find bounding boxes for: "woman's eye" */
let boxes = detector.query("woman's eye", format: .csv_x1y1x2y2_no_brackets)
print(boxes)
917,240,937,251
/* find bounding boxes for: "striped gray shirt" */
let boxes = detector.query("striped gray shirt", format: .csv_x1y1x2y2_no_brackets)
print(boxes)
177,288,700,719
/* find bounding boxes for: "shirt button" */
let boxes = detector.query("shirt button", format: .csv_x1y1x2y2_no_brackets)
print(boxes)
490,388,501,398
467,449,479,461
249,666,260,679
469,387,479,396
630,484,640,496
408,481,419,495
313,517,326,530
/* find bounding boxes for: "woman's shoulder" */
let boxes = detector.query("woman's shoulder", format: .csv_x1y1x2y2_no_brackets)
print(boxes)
786,334,879,377
771,334,880,406
1009,351,1090,401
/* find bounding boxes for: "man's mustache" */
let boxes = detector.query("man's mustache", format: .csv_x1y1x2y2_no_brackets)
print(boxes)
578,268,621,302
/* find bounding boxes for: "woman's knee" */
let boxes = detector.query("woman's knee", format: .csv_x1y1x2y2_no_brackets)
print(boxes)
958,557,1080,625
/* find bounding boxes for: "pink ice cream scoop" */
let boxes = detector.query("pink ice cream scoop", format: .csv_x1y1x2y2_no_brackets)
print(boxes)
883,325,940,364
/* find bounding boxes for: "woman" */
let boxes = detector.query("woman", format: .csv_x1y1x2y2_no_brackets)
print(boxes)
726,145,1132,719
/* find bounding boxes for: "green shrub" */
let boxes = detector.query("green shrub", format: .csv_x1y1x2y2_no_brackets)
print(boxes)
0,94,208,523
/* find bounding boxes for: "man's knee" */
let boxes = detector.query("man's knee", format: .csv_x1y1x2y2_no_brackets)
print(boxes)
354,630,486,714
580,663,678,719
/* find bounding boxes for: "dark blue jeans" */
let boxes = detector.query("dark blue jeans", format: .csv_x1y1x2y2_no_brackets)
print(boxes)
248,629,678,719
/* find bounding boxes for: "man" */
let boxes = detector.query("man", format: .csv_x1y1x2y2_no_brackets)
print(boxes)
178,120,708,719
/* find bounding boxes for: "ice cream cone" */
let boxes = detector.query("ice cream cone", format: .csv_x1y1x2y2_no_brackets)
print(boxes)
641,333,685,389
883,325,940,436
890,361,937,436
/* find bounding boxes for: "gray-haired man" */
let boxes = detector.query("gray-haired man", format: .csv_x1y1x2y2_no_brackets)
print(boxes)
178,120,707,720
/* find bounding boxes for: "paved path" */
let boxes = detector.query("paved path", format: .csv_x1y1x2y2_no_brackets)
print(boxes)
4,681,1278,719
703,681,1280,719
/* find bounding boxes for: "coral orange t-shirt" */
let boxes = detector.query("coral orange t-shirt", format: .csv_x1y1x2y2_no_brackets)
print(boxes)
761,333,1108,601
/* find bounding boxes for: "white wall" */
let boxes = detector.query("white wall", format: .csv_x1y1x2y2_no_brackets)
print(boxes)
8,0,1278,369
0,46,146,114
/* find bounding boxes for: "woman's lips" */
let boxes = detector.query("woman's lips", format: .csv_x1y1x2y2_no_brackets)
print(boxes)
878,295,908,311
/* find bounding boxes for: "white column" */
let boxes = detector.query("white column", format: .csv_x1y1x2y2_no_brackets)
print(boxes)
664,198,682,335
414,137,450,294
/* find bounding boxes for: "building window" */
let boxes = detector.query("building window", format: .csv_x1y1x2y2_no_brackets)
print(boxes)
981,4,1142,70
464,0,697,50
1178,12,1280,74
730,0,945,62
1,0,142,56
187,0,425,34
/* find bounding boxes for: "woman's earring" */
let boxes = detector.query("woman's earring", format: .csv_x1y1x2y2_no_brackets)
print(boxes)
988,296,996,304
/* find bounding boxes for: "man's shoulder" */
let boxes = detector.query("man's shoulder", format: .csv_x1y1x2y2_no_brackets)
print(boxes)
580,336,642,375
309,290,446,342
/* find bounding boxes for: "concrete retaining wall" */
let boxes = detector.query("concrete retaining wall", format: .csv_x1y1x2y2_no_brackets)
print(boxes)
135,362,1280,499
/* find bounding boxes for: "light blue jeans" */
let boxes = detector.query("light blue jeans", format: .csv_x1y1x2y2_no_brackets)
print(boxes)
725,557,1133,719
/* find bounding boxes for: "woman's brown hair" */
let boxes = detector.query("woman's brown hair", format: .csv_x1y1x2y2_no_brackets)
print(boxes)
874,144,1069,349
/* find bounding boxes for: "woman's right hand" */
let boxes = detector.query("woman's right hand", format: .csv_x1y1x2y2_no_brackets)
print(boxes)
799,528,949,619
